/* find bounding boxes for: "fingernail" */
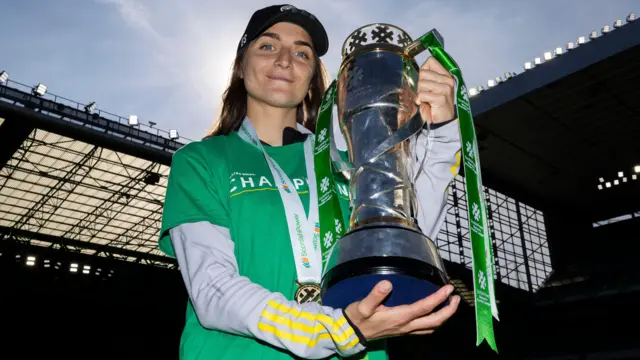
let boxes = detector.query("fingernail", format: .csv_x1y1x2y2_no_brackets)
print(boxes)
380,282,392,293
446,285,454,296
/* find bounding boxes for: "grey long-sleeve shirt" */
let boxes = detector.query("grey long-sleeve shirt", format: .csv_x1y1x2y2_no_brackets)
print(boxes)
169,120,462,359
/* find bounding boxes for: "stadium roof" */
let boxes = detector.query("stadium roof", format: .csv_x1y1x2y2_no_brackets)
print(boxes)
0,81,187,268
468,14,640,222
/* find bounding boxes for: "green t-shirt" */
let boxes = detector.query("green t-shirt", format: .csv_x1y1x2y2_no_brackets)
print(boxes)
159,131,387,360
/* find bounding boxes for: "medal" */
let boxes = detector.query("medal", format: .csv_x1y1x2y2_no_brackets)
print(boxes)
295,282,322,304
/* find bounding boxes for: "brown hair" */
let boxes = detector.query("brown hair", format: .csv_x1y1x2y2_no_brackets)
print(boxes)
205,46,330,139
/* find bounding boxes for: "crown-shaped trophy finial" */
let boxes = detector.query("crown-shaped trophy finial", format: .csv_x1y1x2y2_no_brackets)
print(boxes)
341,24,413,60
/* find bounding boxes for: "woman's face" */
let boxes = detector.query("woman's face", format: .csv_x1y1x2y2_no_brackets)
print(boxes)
242,22,316,109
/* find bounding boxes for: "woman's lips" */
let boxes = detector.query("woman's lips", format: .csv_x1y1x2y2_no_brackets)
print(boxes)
267,75,294,83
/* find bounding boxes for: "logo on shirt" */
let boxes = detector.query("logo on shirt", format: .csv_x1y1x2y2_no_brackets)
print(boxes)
229,172,350,199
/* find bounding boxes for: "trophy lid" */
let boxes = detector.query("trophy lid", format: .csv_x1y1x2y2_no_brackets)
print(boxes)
341,23,413,60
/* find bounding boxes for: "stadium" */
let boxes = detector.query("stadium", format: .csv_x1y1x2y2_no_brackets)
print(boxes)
1,10,638,360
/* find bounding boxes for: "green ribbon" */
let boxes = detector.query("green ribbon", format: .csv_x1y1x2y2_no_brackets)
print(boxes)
313,29,499,353
313,81,346,276
418,31,499,353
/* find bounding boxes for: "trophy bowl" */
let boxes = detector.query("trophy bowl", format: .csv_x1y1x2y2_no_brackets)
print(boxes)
320,24,450,310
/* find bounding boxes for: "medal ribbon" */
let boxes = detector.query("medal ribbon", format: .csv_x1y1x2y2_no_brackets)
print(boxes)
238,118,322,285
417,32,499,352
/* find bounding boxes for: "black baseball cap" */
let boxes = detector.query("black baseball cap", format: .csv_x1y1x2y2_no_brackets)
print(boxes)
237,4,329,57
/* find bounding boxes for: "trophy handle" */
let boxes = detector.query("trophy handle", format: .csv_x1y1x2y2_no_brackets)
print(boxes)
329,113,354,180
403,28,444,58
359,29,445,167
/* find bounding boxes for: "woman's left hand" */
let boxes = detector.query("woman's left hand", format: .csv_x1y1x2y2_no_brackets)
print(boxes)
415,56,456,125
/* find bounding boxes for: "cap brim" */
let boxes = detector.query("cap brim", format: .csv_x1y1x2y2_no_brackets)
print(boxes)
257,12,329,57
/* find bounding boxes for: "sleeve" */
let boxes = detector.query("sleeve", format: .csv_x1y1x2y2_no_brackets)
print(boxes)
170,221,367,359
158,144,230,257
413,119,462,241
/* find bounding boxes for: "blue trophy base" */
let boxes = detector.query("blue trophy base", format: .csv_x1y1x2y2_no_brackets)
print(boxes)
321,256,450,310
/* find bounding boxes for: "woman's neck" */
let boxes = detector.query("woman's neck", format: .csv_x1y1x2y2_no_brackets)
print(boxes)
246,97,298,146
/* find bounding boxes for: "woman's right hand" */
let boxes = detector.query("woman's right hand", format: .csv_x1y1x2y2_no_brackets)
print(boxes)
344,280,460,341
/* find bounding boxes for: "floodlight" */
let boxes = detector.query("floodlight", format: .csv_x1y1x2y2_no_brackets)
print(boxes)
628,12,636,22
468,87,478,97
33,83,47,96
477,85,485,92
84,102,96,113
495,76,502,84
44,259,50,268
634,165,640,173
169,129,179,139
128,115,139,126
554,47,563,56
599,177,604,183
589,31,598,40
618,171,624,178
543,52,553,61
26,256,36,266
567,42,576,50
83,265,91,274
614,19,623,28
623,178,628,183
487,79,496,88
524,62,533,70
602,25,611,34
534,57,542,66
70,263,78,273
605,182,611,188
633,175,638,180
598,184,603,190
577,37,586,44
614,180,619,186
0,71,8,84
504,72,512,80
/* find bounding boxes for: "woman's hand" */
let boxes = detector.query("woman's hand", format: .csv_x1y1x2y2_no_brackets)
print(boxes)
344,280,460,341
415,56,456,125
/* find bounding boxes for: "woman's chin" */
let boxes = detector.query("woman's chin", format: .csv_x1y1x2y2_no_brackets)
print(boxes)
263,94,304,108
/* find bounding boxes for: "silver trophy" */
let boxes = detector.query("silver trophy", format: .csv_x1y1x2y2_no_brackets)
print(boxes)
320,24,450,309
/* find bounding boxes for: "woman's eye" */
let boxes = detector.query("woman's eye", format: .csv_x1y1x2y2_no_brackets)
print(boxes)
260,44,274,51
296,51,310,59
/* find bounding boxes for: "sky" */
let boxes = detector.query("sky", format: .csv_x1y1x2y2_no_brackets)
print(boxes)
0,0,637,141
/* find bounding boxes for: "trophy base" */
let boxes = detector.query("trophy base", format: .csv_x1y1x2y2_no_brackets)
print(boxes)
320,224,450,309
321,256,449,310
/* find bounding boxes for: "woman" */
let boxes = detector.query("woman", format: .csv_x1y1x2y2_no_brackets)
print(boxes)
158,4,462,360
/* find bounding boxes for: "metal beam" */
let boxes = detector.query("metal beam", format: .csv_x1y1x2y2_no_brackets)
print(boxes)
0,225,174,265
0,91,179,167
10,142,100,234
0,117,34,169
61,161,158,244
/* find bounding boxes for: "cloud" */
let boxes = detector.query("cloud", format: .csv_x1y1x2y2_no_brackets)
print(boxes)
95,0,162,40
4,0,633,140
